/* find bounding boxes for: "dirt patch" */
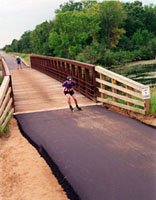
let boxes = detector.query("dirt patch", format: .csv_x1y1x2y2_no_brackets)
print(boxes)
103,104,156,127
0,118,68,200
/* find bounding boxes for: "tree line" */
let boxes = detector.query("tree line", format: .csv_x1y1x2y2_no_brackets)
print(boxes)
3,0,156,66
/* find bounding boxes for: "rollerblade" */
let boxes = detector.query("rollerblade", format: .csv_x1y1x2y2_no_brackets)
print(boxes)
69,105,74,112
76,105,82,111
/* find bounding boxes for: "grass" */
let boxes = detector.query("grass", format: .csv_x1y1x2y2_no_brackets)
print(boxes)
110,59,156,85
0,58,4,85
0,76,3,85
150,87,156,114
0,125,9,136
0,112,12,136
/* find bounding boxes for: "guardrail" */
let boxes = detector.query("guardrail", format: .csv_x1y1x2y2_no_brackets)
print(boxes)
30,55,97,101
96,66,150,115
0,58,14,132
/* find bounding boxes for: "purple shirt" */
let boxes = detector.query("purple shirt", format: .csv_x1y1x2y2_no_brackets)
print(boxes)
62,80,77,91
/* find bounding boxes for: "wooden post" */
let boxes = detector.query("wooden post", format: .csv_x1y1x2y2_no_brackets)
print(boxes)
100,74,106,100
92,67,97,101
145,99,150,115
66,63,70,76
71,64,75,78
111,79,117,101
77,67,82,92
126,85,132,106
85,69,89,97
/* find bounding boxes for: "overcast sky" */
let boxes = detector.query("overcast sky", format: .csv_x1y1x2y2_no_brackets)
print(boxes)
0,0,155,48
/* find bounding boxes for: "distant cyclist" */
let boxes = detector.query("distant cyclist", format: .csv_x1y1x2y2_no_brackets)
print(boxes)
16,56,22,69
62,76,82,112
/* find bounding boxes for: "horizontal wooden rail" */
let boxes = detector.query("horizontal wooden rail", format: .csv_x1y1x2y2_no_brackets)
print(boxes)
96,66,150,115
0,58,14,132
1,58,10,76
30,55,97,101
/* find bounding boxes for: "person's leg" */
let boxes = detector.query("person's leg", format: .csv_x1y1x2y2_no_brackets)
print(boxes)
66,94,74,111
72,94,82,110
17,62,21,70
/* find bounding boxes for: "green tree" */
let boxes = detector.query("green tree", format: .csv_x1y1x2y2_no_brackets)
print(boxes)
147,37,156,58
49,7,100,59
123,1,145,37
98,1,127,48
143,5,156,35
10,39,19,52
30,21,53,55
131,29,154,49
18,31,32,53
56,0,97,13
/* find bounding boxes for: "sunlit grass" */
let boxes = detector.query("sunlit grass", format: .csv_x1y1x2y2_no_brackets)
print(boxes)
150,87,156,114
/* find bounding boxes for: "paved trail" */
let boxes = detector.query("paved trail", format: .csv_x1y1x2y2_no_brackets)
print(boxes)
0,51,27,69
16,106,156,200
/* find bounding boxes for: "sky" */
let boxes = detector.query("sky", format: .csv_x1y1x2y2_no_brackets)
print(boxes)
0,0,155,48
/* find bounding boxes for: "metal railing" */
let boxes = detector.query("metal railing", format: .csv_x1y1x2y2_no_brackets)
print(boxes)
31,55,97,101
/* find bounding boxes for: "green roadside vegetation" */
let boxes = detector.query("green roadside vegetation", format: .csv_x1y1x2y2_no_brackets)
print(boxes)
150,87,156,114
0,58,3,85
0,59,7,136
0,123,10,136
0,111,12,136
0,76,3,85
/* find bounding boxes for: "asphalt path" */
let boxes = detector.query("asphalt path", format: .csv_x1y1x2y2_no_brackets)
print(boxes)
16,105,156,200
0,51,27,69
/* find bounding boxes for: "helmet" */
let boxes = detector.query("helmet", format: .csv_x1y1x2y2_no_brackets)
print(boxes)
67,76,72,81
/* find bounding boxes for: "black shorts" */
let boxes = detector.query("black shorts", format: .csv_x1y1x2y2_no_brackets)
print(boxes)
64,90,74,96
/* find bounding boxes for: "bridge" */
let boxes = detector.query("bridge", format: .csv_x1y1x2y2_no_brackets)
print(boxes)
0,52,156,200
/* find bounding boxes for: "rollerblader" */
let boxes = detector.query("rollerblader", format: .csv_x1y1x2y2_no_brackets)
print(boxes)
16,56,22,70
62,76,82,112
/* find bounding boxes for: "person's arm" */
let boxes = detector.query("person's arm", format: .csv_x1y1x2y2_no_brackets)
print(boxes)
72,81,77,86
62,81,67,91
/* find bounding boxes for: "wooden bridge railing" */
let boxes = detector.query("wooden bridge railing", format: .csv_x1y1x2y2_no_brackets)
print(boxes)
95,66,150,115
0,58,14,132
30,55,97,101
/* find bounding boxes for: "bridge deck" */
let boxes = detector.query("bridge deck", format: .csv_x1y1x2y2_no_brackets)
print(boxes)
11,68,96,113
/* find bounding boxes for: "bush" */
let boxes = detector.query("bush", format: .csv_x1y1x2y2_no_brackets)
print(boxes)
76,42,105,64
138,47,153,60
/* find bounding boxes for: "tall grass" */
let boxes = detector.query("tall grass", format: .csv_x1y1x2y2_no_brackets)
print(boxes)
150,87,156,114
0,58,3,85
